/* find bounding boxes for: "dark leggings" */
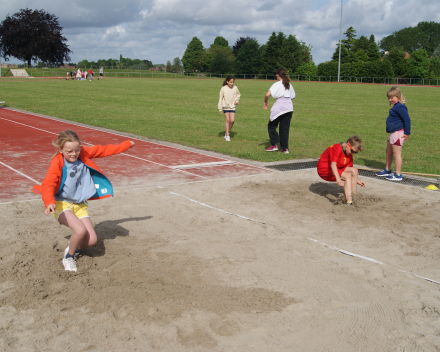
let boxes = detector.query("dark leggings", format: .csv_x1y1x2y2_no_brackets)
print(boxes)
268,111,293,150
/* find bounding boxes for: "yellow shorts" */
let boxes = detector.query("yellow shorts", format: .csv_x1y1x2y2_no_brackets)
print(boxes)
52,201,89,221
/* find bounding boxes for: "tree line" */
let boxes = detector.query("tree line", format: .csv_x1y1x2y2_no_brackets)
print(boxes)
317,23,440,80
77,55,154,70
1,8,439,79
179,32,313,75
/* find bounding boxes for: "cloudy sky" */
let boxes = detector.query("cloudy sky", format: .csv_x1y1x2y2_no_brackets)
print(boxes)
1,0,440,66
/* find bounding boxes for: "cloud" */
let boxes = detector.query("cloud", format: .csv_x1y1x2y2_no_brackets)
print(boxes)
1,0,440,65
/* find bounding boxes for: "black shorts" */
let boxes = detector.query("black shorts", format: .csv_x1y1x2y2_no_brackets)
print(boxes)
100,73,103,76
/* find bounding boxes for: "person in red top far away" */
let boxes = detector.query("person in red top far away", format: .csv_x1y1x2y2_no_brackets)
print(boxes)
317,135,366,206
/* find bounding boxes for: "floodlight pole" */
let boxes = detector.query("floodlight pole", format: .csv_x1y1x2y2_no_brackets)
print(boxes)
338,0,343,83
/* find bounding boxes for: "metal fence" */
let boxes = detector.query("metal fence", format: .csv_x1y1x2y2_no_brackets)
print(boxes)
23,70,440,86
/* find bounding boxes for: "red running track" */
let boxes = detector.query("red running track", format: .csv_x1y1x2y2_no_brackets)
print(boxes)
0,107,272,203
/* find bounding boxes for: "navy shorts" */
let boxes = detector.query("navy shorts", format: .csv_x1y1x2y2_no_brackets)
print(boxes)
223,110,235,113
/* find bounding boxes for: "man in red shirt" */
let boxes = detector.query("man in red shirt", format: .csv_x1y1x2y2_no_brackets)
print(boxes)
317,135,366,205
89,68,93,81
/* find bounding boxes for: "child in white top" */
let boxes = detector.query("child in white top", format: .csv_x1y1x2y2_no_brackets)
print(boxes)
218,75,241,141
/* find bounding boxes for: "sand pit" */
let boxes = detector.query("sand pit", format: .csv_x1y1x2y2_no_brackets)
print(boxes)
1,169,440,351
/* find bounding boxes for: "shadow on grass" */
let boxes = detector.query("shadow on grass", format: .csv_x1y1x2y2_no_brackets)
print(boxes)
65,216,153,258
217,131,237,138
258,139,272,148
358,158,385,170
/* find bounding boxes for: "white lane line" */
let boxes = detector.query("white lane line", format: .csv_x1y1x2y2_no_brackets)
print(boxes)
119,152,208,179
0,109,231,160
0,161,40,183
0,116,207,180
308,238,383,264
309,238,440,286
0,109,271,173
170,161,235,169
170,191,265,224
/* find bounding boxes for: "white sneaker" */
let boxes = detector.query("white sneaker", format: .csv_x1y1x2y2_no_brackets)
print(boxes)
63,246,78,272
225,135,230,141
62,257,77,272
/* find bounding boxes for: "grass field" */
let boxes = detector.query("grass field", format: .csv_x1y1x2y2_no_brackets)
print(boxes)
1,77,439,175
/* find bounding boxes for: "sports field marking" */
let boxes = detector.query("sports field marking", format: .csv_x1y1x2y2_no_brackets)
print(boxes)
0,161,40,183
169,191,265,224
119,152,208,179
170,161,235,169
308,238,440,286
2,107,271,173
0,115,208,180
2,107,232,162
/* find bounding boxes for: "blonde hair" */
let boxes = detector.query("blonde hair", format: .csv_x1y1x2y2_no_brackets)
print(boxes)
51,130,82,159
387,86,405,105
347,135,363,152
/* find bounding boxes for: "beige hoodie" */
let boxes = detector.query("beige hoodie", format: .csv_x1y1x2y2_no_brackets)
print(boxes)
218,85,241,111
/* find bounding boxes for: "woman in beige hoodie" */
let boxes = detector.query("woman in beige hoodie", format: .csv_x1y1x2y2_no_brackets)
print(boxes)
218,76,241,141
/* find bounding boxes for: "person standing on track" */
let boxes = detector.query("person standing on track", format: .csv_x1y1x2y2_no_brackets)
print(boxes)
218,75,240,141
31,130,134,272
263,67,295,154
375,87,411,181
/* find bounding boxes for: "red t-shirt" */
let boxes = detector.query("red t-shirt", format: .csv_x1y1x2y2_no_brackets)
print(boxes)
89,69,93,75
317,143,353,181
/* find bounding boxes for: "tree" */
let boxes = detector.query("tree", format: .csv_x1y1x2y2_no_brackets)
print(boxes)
341,26,357,50
234,39,261,74
433,44,440,58
172,57,182,72
260,32,283,74
332,44,349,64
367,42,381,61
211,36,229,48
281,34,309,74
355,49,369,62
388,46,408,77
166,60,172,72
210,47,234,74
181,37,204,71
232,36,257,56
0,8,72,66
295,62,318,76
379,21,440,56
353,35,369,52
407,49,430,78
429,56,440,78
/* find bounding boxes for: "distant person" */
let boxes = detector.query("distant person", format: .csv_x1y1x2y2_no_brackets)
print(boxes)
99,67,103,80
218,75,240,141
76,68,81,80
81,70,85,80
317,136,366,206
31,130,134,272
66,71,69,80
375,87,411,181
89,68,93,81
263,67,295,154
